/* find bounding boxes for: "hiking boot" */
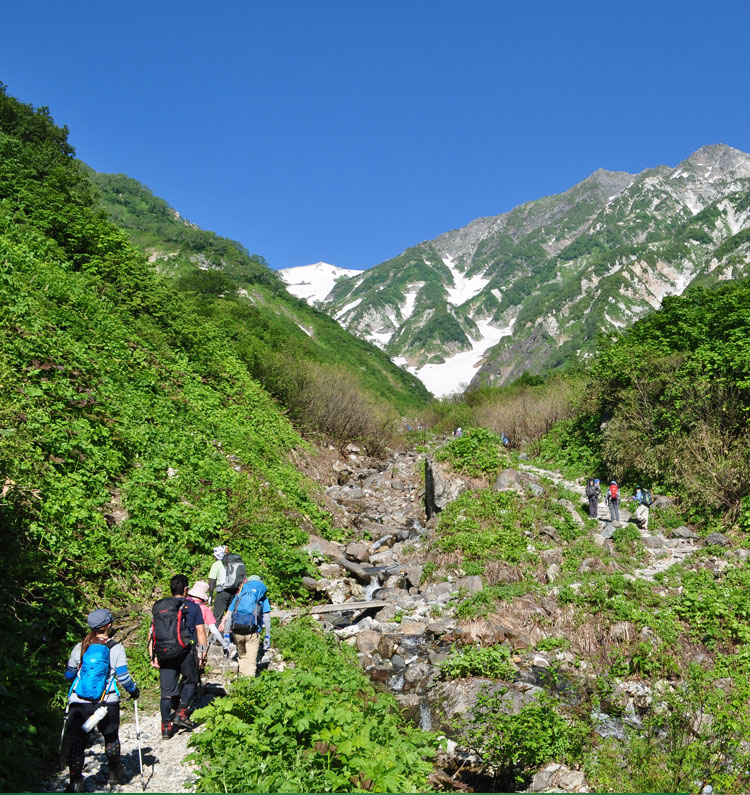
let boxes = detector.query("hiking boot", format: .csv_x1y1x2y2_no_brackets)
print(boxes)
161,720,174,739
108,763,123,785
65,778,85,793
172,708,197,731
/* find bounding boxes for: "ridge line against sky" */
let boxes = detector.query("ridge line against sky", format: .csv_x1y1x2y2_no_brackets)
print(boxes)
3,0,750,271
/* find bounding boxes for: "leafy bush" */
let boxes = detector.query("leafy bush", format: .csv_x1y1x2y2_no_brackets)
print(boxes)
190,619,437,792
435,427,504,477
438,643,515,680
461,689,588,788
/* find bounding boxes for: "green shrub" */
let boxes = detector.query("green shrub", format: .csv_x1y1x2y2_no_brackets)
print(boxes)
190,619,437,792
438,644,515,680
435,427,504,477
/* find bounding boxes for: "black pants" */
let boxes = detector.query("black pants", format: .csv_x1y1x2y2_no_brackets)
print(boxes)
213,587,237,621
67,701,120,779
158,647,198,720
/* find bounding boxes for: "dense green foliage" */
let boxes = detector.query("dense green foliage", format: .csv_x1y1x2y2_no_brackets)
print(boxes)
190,619,437,792
90,172,430,418
438,643,515,680
0,84,353,790
434,427,505,477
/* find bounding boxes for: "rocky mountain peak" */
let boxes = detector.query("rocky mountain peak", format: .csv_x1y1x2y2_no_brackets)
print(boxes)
680,143,750,177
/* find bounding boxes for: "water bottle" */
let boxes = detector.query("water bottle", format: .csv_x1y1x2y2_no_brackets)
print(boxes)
82,705,108,733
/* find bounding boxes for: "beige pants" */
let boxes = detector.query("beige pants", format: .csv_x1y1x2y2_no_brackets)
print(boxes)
635,504,649,531
234,632,260,677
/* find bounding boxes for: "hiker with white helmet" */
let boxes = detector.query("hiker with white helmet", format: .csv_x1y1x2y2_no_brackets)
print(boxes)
63,608,140,792
220,574,271,678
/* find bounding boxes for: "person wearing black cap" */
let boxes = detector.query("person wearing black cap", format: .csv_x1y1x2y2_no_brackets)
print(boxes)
63,608,139,792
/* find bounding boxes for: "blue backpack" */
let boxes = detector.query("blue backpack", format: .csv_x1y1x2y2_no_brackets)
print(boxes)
74,641,115,701
231,580,267,635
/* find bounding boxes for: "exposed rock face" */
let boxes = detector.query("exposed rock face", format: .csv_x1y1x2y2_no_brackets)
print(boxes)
425,458,471,516
296,144,750,393
526,764,590,793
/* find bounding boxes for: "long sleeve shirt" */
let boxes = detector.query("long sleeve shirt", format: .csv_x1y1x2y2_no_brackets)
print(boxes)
65,641,137,704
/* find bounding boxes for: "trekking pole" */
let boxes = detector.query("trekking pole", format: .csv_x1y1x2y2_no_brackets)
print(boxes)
58,701,70,756
134,700,146,792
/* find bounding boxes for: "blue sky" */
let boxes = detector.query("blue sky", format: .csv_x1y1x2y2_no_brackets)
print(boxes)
3,1,750,270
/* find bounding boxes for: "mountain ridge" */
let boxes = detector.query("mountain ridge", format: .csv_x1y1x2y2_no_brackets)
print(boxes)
285,143,750,395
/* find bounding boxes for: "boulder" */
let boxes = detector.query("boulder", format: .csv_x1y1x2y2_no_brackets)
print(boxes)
705,532,729,547
527,764,589,793
494,468,524,493
369,549,397,567
372,588,415,608
540,525,561,544
383,574,407,589
457,575,483,594
600,522,617,539
345,541,370,562
540,548,563,567
420,581,458,600
319,562,345,578
378,635,398,659
425,459,472,516
671,525,698,540
555,499,585,529
355,630,381,655
404,661,431,686
523,480,545,497
303,534,344,560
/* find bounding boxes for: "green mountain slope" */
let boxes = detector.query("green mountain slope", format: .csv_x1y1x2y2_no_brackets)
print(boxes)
0,85,345,789
321,146,750,389
87,171,430,414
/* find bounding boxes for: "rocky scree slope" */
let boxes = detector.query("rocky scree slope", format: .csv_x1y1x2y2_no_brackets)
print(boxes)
302,144,750,393
288,443,725,791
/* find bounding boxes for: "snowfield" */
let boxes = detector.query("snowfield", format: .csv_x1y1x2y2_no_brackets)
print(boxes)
279,262,361,303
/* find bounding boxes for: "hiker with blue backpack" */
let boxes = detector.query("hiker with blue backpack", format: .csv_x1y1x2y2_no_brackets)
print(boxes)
633,486,653,530
63,608,140,792
220,574,271,678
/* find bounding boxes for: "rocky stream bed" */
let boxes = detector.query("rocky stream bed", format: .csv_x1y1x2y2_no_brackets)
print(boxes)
48,443,714,793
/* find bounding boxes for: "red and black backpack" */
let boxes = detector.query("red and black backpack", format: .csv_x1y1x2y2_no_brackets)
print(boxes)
151,597,190,661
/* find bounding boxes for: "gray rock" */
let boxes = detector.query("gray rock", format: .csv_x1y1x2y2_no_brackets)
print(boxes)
523,480,545,497
345,541,370,562
420,581,458,599
425,459,471,515
303,534,344,560
540,525,561,544
369,549,397,567
372,587,415,608
705,532,729,547
355,630,380,655
404,661,430,685
592,533,606,547
383,574,406,589
609,621,635,642
600,522,617,539
378,635,398,659
456,575,483,594
540,548,563,567
546,563,561,583
642,535,666,549
555,499,585,529
671,525,698,540
494,468,524,493
391,654,406,669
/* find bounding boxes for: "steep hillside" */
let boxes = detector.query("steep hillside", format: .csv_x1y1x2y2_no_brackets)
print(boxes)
0,85,343,789
87,171,430,414
305,145,750,394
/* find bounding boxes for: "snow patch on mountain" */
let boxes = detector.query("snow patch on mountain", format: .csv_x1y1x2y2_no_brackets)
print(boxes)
443,254,489,306
401,287,421,320
336,297,363,319
406,317,516,398
279,262,361,303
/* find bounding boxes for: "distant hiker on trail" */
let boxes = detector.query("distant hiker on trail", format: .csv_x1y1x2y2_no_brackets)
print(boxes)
585,477,601,518
454,426,463,437
501,433,510,449
220,574,271,678
63,608,140,792
210,546,246,621
606,480,620,522
148,574,207,739
208,544,227,606
633,486,653,531
187,580,230,651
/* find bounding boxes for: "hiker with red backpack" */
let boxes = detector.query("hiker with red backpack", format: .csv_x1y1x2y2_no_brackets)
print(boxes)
63,608,140,792
148,574,207,739
220,575,271,678
606,481,620,522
